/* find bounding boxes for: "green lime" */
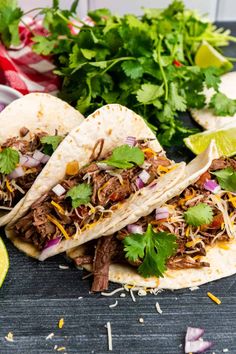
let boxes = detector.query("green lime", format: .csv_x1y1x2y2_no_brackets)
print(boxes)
0,237,9,288
195,41,233,72
184,127,236,156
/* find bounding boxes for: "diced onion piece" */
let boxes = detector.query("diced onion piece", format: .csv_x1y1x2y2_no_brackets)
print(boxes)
33,149,45,161
185,340,213,353
52,184,66,197
204,179,221,193
155,207,169,220
127,224,143,234
41,154,50,164
20,155,41,167
138,170,150,184
66,160,79,175
8,166,25,179
141,161,151,170
0,103,6,112
39,237,61,261
186,327,205,341
136,177,144,189
125,136,136,146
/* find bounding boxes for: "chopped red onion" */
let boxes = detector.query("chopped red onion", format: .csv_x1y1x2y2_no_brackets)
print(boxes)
0,103,6,112
155,207,169,220
136,176,145,189
33,149,45,161
185,340,213,353
41,154,50,164
204,179,221,194
39,237,61,261
8,166,25,179
127,224,143,234
138,170,151,184
52,184,66,197
186,327,205,342
125,136,136,147
20,155,41,167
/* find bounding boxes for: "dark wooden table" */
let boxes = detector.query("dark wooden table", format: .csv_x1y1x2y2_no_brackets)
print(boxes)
1,22,236,354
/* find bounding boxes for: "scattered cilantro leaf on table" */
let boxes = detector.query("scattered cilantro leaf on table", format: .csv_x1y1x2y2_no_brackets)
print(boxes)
211,167,236,192
66,183,92,208
184,203,213,226
0,148,19,174
123,224,177,278
40,135,63,155
209,93,236,116
103,145,144,169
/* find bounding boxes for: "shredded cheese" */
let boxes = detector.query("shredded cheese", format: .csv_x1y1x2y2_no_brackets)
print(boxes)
46,332,54,340
6,179,13,193
157,165,169,175
207,292,221,305
47,214,70,240
58,318,64,329
109,300,118,308
5,332,14,342
185,226,190,237
51,201,65,215
130,289,136,302
66,160,79,175
57,347,66,352
189,286,199,291
59,265,69,270
101,287,124,296
139,318,144,323
155,301,163,314
106,322,113,351
227,192,236,208
142,147,156,158
178,189,196,207
185,238,202,248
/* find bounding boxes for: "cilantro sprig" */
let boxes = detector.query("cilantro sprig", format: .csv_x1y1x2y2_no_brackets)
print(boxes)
103,145,144,169
0,148,19,174
123,224,177,278
184,203,213,227
40,135,63,156
66,183,92,208
211,167,236,192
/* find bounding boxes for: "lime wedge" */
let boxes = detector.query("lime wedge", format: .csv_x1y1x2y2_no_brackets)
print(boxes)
184,127,236,156
0,238,9,288
195,41,233,72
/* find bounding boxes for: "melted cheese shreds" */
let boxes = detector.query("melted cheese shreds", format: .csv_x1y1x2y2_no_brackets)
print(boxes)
51,201,65,215
101,287,124,296
58,318,64,329
155,301,163,314
5,332,14,342
105,322,113,351
47,214,70,240
57,347,66,352
46,332,54,340
130,289,136,302
207,292,221,305
6,179,13,193
109,300,118,309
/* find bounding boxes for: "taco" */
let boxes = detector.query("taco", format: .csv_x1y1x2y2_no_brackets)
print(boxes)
191,71,236,130
5,104,185,260
68,141,236,292
0,92,84,226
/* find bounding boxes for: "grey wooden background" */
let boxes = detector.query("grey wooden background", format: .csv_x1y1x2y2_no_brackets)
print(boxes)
0,21,236,354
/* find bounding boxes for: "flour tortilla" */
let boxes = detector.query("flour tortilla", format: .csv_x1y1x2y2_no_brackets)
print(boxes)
191,71,236,130
5,104,185,260
0,93,84,226
68,141,235,289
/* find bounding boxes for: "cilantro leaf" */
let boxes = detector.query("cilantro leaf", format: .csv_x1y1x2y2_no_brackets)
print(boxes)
0,147,19,174
40,135,63,156
211,167,236,192
0,0,23,47
184,203,213,226
209,92,236,116
123,224,177,278
121,60,144,79
66,183,92,208
203,67,221,90
103,145,144,169
136,84,164,105
169,82,187,111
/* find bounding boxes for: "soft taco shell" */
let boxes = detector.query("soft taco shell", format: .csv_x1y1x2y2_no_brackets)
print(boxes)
68,141,234,290
0,93,84,226
191,71,236,130
5,104,185,260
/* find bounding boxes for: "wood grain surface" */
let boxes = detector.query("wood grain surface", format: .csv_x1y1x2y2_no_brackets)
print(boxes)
0,22,236,354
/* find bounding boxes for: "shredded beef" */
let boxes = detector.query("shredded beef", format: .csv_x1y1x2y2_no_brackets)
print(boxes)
167,256,210,269
98,176,132,206
19,127,29,137
75,255,94,266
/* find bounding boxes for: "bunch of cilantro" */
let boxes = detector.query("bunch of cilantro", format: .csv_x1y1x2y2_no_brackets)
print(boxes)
1,0,236,146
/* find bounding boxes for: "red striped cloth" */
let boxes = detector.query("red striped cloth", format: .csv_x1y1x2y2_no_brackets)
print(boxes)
0,17,60,95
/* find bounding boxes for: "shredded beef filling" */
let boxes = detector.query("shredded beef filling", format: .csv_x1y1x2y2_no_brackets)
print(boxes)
0,131,47,208
74,156,236,292
13,141,171,250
